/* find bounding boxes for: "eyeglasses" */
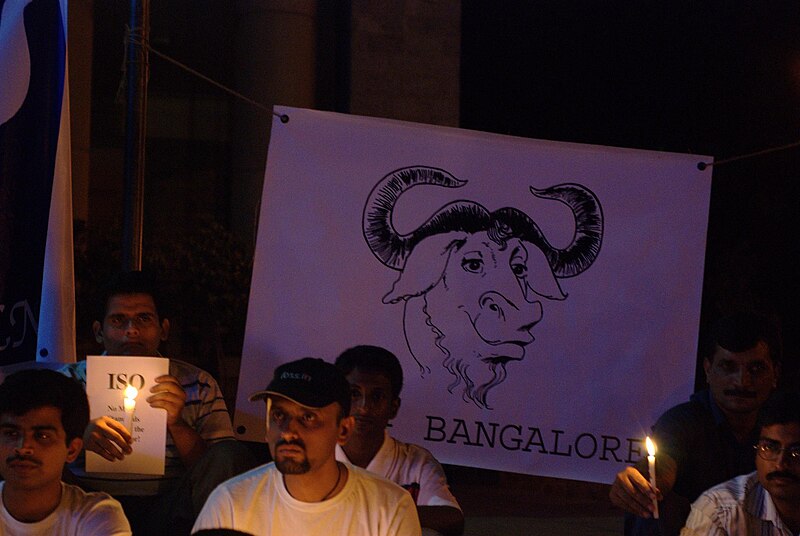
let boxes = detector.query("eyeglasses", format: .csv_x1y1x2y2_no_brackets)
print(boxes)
106,313,158,330
754,440,800,463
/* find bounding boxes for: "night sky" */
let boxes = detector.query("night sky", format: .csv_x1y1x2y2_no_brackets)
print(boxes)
461,1,800,384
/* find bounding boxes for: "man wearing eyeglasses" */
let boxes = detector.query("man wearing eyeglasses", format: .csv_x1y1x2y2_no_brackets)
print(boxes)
681,390,800,535
610,312,782,535
60,271,255,534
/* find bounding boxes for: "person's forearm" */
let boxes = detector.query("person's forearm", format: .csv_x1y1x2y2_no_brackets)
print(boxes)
168,418,207,467
417,505,465,536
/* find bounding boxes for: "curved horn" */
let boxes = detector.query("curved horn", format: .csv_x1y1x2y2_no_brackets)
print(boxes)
530,183,603,278
363,166,467,269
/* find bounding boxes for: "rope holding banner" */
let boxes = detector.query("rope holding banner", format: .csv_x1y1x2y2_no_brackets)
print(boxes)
697,139,800,170
124,35,290,123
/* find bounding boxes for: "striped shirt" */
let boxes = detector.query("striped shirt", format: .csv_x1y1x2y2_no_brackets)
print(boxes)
681,472,797,536
61,358,234,496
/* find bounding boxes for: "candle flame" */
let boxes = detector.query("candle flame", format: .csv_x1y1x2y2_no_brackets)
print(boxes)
124,385,139,400
646,436,656,457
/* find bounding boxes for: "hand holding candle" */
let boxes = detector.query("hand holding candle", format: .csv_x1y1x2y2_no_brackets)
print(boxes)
645,436,659,519
123,384,138,434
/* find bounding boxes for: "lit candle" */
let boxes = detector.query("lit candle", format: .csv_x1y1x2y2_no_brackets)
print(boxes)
123,385,138,434
645,436,659,519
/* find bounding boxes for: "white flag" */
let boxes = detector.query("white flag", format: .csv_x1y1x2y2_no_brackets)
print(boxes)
37,48,75,363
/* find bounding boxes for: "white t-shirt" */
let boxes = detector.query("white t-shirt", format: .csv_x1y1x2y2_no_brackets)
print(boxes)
0,481,131,536
336,431,461,509
192,462,421,536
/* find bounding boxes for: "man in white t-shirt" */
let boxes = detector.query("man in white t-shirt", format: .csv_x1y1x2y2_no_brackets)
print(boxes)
335,345,464,536
193,357,421,535
0,369,131,535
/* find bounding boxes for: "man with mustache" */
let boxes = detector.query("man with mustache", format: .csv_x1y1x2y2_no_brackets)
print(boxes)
192,357,421,535
0,369,131,534
610,311,782,535
334,345,464,536
60,271,255,533
681,389,800,535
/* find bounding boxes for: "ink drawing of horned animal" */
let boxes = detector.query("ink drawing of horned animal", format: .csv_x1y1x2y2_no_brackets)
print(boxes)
363,166,603,409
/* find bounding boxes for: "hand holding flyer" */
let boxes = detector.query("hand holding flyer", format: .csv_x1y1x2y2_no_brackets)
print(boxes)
85,355,169,475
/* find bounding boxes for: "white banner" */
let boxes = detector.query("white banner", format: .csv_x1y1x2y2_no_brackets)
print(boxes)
235,106,712,484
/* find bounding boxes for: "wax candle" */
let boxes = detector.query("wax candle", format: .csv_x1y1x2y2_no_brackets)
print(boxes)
123,385,138,434
645,436,659,519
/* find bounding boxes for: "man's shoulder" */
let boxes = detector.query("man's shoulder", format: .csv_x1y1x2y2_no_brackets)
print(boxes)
386,434,440,465
684,473,760,534
59,360,86,374
62,481,120,505
348,464,411,497
213,462,276,493
694,472,756,507
60,482,130,527
168,358,220,383
654,395,713,428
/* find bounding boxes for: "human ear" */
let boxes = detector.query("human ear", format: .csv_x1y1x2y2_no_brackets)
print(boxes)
92,320,104,344
160,318,170,341
337,416,355,445
66,437,83,463
389,397,401,420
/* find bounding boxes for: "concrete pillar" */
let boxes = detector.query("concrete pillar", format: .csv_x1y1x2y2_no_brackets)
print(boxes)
68,0,94,223
230,0,318,246
349,0,460,127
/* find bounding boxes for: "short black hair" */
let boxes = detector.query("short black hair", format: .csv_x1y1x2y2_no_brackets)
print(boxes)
96,270,166,321
758,390,800,431
0,369,89,443
703,311,782,364
335,345,403,399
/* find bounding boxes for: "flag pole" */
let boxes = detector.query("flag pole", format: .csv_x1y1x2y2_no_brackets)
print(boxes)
122,0,150,271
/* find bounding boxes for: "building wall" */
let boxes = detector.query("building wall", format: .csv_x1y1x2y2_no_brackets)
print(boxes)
349,0,460,127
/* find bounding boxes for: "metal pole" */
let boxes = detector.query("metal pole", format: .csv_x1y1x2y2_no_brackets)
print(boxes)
122,0,150,271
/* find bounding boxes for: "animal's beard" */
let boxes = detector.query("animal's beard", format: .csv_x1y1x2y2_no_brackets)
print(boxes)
442,355,508,410
411,298,513,409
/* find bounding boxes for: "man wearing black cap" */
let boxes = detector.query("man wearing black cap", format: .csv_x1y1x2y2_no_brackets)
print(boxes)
192,358,421,535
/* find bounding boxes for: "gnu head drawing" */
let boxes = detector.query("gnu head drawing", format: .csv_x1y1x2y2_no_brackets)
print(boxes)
363,166,603,409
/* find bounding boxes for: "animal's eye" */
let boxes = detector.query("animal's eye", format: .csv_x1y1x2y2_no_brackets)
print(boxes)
461,258,483,273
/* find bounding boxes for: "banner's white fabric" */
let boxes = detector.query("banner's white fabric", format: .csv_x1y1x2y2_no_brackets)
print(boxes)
235,106,712,483
38,49,76,363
